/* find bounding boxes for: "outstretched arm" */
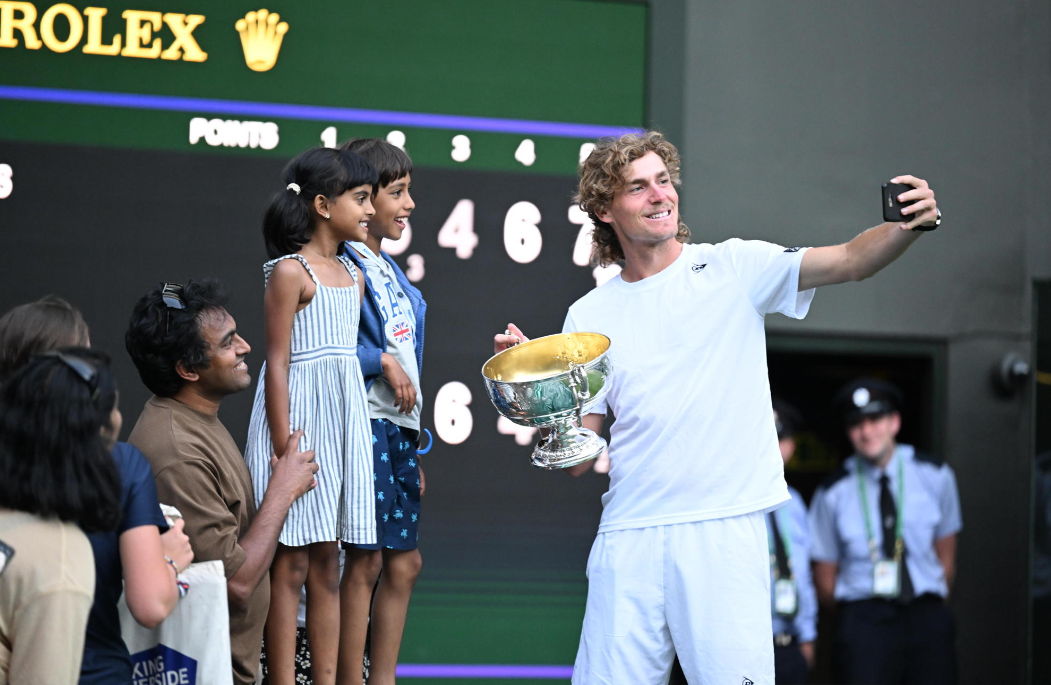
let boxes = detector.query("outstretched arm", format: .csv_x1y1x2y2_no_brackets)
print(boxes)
798,175,939,291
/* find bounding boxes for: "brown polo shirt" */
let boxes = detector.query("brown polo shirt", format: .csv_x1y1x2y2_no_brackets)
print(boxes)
129,396,268,685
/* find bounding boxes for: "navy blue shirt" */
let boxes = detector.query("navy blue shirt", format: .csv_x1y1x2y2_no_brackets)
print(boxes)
80,442,168,685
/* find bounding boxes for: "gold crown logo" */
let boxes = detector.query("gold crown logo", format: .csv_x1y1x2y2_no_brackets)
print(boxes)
235,9,288,72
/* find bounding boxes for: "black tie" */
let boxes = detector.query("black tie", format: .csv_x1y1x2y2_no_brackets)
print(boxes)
879,473,914,602
768,512,791,579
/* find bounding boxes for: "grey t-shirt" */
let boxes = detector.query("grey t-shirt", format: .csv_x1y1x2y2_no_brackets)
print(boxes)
351,244,422,431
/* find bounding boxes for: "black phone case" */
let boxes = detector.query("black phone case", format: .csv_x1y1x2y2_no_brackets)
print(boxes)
882,182,915,223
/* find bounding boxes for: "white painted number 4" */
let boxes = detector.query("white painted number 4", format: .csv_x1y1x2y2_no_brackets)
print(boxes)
437,199,478,259
515,139,536,167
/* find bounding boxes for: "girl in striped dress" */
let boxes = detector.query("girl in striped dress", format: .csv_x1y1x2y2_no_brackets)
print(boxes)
244,147,377,685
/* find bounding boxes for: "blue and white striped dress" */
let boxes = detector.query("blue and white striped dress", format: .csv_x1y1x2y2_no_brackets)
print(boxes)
244,254,376,546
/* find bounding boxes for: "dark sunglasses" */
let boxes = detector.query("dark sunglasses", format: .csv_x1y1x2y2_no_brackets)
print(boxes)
161,282,186,334
41,350,100,402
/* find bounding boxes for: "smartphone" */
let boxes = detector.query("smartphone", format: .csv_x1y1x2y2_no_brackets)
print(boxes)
0,539,14,578
882,182,915,223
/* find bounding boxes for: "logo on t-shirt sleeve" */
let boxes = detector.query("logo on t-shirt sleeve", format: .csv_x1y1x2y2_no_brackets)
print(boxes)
783,247,802,253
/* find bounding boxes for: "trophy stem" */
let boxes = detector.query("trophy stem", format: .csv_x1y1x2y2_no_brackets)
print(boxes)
531,419,606,470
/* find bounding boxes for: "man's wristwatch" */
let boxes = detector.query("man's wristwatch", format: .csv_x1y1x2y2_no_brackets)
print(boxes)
913,208,942,232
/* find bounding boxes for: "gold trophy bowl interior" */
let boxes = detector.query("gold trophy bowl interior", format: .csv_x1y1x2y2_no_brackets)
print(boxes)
482,332,610,383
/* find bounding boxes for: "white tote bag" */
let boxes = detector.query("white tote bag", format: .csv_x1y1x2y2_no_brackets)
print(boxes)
118,559,233,685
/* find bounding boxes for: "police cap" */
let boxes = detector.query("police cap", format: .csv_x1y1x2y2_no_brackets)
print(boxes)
833,377,903,427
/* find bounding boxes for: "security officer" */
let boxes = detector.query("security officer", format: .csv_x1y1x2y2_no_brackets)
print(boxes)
809,378,962,684
769,399,817,685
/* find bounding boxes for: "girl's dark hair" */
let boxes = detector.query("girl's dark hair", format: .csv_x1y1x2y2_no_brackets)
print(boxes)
340,138,413,191
0,295,90,383
125,278,229,398
0,348,121,532
262,147,378,259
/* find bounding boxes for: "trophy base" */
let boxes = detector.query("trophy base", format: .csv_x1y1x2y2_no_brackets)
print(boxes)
531,426,606,470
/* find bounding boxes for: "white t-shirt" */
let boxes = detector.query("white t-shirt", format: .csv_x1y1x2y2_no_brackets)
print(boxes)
562,240,815,533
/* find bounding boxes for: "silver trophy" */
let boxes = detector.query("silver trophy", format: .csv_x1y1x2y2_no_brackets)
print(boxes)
482,332,613,469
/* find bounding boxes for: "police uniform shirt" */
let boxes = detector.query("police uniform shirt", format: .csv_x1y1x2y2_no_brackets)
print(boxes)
771,486,818,642
808,444,962,601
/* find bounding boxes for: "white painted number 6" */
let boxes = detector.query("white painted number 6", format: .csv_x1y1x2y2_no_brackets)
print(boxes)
434,381,473,445
504,201,542,264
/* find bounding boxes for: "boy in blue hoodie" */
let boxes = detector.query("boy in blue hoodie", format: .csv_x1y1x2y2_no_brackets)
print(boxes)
339,138,427,685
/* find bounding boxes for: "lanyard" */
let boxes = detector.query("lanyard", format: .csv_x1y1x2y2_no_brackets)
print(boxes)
767,508,794,578
349,241,416,328
855,455,905,563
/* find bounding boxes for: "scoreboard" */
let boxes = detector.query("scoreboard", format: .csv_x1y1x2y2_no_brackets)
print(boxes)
1,0,647,678
0,0,644,171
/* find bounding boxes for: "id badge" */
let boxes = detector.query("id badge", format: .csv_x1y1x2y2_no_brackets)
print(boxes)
774,578,798,616
872,559,901,598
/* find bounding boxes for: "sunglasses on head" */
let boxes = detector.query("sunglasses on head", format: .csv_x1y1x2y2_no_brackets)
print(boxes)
40,350,100,402
161,282,186,334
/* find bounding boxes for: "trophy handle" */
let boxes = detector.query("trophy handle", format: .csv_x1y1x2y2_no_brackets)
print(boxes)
567,363,590,425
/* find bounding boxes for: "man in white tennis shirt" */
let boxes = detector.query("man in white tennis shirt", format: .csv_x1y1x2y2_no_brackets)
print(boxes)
494,131,940,685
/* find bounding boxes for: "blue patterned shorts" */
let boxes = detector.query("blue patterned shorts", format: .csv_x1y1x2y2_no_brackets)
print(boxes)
344,419,421,551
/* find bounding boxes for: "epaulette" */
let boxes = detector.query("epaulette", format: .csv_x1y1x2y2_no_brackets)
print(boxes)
819,464,851,491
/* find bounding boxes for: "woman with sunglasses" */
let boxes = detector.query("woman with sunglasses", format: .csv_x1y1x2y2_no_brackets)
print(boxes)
0,298,194,684
0,349,122,683
1,298,196,683
74,351,195,685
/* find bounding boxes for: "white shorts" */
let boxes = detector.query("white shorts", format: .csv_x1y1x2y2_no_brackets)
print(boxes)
572,512,773,685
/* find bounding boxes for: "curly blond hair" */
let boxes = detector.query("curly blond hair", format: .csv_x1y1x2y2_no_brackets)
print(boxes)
575,131,689,267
